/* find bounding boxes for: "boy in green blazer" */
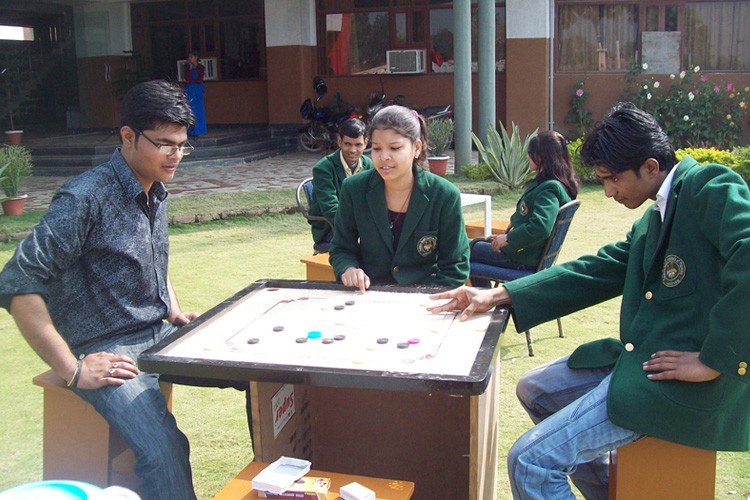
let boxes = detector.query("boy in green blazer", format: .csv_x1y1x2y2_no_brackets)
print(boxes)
429,103,750,498
308,118,373,249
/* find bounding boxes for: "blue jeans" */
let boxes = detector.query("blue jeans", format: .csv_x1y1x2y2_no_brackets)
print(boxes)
72,322,195,500
470,240,534,287
509,356,643,500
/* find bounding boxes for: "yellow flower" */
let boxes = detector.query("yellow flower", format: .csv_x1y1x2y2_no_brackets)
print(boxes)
727,114,732,120
741,101,747,108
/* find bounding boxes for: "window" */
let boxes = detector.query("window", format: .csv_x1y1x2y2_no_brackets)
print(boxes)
134,0,265,81
318,1,506,76
325,12,389,74
0,26,34,42
558,1,750,73
558,4,639,72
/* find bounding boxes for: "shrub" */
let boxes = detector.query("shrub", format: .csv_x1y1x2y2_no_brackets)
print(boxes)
566,137,600,185
471,121,537,190
460,162,495,181
675,147,736,168
622,63,749,149
731,146,750,183
563,79,593,140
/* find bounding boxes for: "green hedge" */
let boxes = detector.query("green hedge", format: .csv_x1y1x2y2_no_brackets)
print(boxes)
569,142,750,185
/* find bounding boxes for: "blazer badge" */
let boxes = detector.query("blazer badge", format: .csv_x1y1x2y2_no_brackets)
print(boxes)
519,201,529,216
417,235,437,256
662,254,686,288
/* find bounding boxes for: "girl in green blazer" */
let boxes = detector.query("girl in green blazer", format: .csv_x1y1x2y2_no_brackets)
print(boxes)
329,105,470,292
470,131,578,286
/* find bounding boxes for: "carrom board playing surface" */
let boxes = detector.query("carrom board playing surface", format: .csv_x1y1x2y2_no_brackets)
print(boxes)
139,279,508,395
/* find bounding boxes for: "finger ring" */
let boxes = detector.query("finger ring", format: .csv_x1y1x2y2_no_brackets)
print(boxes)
112,362,119,369
108,368,115,376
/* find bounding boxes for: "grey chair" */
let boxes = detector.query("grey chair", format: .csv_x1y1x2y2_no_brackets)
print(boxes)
296,177,333,254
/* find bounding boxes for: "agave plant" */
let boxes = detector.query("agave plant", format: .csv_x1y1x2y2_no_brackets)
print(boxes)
471,121,537,190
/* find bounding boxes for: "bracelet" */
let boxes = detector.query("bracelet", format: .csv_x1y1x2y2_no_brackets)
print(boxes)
67,359,82,388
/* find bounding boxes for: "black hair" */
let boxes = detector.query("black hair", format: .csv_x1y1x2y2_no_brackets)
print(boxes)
580,102,677,175
528,130,579,199
338,118,367,139
120,80,195,135
370,105,428,167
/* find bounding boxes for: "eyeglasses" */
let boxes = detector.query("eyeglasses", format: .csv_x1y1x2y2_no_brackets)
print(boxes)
134,129,194,156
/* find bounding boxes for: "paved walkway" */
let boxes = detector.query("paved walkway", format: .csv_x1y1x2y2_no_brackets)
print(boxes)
23,151,459,210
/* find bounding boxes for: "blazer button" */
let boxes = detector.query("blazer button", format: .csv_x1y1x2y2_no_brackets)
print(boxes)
740,362,748,369
392,266,399,273
644,291,653,300
624,342,634,352
739,367,747,376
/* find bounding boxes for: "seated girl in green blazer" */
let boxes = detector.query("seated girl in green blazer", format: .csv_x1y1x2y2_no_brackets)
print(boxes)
329,105,470,292
470,131,579,286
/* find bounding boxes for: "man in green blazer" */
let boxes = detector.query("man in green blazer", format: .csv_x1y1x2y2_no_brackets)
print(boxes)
308,118,373,249
429,103,750,498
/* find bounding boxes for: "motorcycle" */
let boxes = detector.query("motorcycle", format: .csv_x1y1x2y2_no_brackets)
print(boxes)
298,77,358,153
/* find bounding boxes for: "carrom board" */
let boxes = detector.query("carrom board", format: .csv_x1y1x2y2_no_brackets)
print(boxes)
139,279,508,395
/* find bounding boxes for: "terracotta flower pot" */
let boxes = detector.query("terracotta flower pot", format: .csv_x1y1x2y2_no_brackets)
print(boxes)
2,195,28,216
427,156,450,176
4,130,23,145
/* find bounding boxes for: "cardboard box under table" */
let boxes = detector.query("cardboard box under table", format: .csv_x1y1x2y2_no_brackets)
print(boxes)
139,279,509,500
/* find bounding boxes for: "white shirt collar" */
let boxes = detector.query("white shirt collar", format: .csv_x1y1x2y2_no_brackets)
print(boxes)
652,160,681,221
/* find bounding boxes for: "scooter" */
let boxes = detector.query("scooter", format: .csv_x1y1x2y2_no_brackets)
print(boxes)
298,77,358,153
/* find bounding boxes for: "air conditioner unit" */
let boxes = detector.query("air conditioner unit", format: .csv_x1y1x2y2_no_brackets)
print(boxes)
387,50,426,74
177,57,218,82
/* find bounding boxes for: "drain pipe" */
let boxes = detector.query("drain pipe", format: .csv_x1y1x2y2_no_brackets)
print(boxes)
548,0,555,130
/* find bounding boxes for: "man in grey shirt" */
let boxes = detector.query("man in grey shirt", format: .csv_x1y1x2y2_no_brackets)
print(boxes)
0,80,198,499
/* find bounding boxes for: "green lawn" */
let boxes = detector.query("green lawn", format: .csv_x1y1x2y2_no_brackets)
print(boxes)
0,185,747,498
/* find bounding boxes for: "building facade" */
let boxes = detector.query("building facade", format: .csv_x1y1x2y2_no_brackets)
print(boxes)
1,0,748,143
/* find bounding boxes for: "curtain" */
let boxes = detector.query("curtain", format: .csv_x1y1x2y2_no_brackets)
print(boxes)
559,4,638,72
685,2,750,70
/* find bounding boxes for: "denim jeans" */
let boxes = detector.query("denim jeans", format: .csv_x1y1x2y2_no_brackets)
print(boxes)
470,240,535,287
509,355,643,500
72,322,196,500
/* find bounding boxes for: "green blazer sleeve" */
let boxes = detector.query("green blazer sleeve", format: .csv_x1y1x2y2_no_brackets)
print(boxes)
310,152,342,224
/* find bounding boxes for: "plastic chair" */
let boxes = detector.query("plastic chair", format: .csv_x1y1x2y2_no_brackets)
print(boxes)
296,177,334,254
469,199,581,356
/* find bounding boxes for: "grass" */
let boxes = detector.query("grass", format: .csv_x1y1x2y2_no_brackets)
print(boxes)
0,183,748,498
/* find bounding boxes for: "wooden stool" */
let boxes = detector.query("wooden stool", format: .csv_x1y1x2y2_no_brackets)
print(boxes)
32,370,173,493
608,437,716,499
300,253,335,282
464,218,509,239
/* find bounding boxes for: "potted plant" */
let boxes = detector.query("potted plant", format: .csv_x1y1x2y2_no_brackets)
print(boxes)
426,117,453,176
0,145,33,216
0,55,29,144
